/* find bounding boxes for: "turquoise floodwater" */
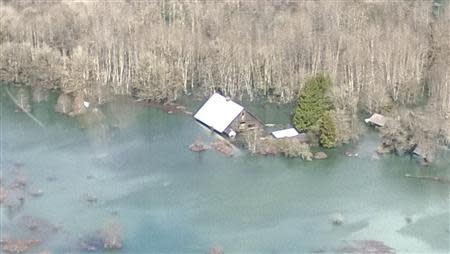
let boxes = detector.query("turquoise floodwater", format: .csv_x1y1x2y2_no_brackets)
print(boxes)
1,87,449,253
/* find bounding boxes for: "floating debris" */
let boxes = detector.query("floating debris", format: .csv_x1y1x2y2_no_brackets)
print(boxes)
336,240,394,253
29,188,44,197
83,193,98,203
208,246,224,254
15,215,61,235
101,220,123,250
345,151,359,157
211,139,234,157
314,152,328,160
404,174,450,184
331,213,344,225
3,191,25,219
189,141,208,152
79,234,103,252
175,105,186,111
14,171,28,187
79,219,123,252
1,239,41,254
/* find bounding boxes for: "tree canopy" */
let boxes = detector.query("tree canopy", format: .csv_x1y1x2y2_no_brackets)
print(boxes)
293,74,337,148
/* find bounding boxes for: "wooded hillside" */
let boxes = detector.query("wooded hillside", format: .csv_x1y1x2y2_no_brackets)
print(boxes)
1,0,449,151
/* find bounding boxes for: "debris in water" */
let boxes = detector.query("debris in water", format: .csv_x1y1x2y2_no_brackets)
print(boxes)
371,153,380,160
336,240,394,253
211,139,234,157
314,151,328,160
1,239,41,254
404,174,450,184
83,193,98,203
15,174,28,187
101,220,123,250
208,246,224,254
79,219,123,252
189,141,208,152
29,187,44,197
331,213,344,225
79,234,103,252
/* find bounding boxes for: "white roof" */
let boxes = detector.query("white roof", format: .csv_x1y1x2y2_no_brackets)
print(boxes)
365,113,387,127
194,93,244,133
272,128,299,138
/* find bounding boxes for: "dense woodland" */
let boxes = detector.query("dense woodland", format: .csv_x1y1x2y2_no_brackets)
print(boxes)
1,0,449,157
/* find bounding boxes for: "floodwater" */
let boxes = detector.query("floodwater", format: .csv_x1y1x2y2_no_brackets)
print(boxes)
1,87,449,253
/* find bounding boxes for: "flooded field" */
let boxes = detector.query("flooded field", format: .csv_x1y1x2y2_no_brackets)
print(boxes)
1,88,449,253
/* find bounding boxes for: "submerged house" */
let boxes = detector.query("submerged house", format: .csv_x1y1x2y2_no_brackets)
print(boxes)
365,113,387,127
194,93,263,138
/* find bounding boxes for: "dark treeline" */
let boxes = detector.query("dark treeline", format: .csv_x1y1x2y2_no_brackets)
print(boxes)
0,0,449,153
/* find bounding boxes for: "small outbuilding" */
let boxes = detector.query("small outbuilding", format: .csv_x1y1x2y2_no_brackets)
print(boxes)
272,128,299,139
365,113,387,127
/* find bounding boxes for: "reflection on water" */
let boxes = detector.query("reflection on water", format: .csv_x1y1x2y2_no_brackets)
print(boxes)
1,88,449,253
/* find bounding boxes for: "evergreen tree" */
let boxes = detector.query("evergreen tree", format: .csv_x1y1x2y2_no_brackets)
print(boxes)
319,111,337,148
293,74,332,131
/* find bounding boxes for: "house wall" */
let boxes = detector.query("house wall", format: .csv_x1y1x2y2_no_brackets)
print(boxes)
225,110,264,134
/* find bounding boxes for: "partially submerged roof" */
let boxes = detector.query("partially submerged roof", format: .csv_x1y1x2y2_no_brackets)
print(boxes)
194,93,244,133
365,113,387,127
413,146,425,158
272,128,299,138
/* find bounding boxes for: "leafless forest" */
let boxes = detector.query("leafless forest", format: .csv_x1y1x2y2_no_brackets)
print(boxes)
1,0,449,153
